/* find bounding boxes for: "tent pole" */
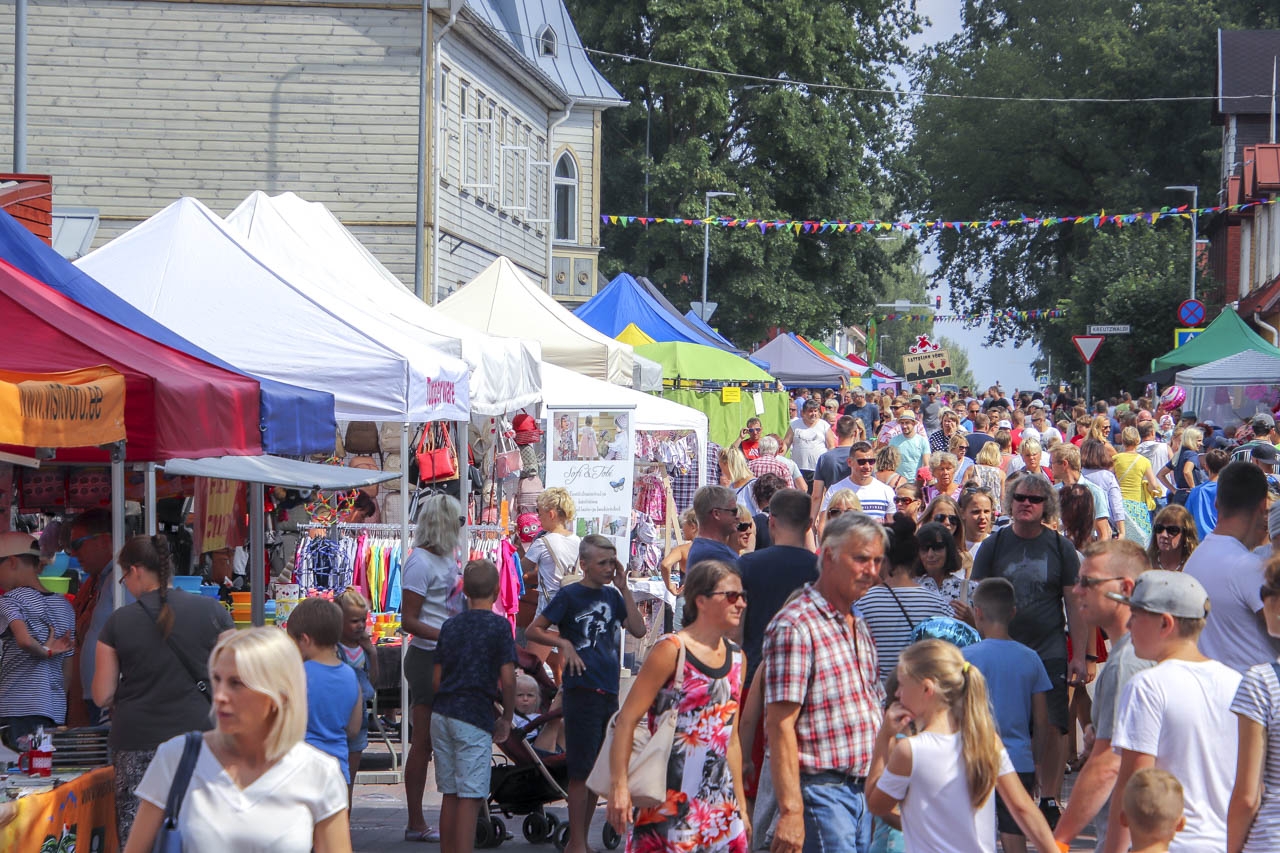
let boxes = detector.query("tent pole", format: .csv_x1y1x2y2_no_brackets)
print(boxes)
250,481,265,627
400,421,411,764
111,443,126,610
145,462,158,536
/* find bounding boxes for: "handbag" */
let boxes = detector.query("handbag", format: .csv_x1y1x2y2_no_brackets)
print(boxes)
417,422,460,484
151,731,203,853
493,422,522,480
587,636,686,807
344,421,381,455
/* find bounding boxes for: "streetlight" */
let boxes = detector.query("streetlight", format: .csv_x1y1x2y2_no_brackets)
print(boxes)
701,191,737,321
1165,185,1199,300
878,333,890,365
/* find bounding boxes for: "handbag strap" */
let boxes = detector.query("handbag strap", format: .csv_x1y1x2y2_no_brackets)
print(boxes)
664,634,688,691
138,597,211,704
164,731,204,828
884,584,916,630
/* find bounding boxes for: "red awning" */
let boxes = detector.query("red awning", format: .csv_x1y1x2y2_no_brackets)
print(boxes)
0,258,262,460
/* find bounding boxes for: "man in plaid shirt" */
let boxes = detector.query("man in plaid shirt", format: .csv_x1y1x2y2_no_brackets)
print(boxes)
748,435,795,481
764,512,886,853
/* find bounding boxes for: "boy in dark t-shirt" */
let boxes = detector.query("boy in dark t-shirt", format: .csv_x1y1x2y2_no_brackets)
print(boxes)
526,534,645,853
432,559,517,853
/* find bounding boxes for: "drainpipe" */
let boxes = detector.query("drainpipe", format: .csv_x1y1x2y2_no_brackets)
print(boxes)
1255,311,1279,346
545,101,574,292
420,0,461,303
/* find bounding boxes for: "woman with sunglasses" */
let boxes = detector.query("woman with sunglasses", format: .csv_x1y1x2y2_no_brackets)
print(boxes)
732,506,757,556
820,488,863,538
915,522,976,622
893,484,923,521
1146,504,1198,572
919,496,964,544
606,560,749,851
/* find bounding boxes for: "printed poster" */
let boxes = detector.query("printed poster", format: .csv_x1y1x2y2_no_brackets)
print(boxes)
546,408,635,558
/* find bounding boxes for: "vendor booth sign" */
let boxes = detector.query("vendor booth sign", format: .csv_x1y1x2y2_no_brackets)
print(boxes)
902,335,952,384
0,765,116,852
546,408,635,557
193,476,249,553
0,366,125,448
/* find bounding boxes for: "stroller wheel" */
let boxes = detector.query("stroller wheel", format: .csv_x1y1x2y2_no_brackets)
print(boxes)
476,815,495,848
492,817,507,845
602,821,622,850
554,821,570,851
544,812,560,842
523,813,548,843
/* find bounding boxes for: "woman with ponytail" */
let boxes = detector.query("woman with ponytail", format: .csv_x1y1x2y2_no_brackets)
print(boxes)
867,639,1058,852
93,535,234,846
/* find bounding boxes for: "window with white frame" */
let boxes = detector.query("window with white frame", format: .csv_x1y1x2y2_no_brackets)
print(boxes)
539,26,557,57
439,65,453,183
554,152,577,242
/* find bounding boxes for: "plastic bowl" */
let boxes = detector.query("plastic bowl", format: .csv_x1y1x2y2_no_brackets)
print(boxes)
41,576,71,594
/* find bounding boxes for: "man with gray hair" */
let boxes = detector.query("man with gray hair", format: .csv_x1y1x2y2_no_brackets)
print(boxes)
688,484,743,567
764,513,887,853
749,435,795,482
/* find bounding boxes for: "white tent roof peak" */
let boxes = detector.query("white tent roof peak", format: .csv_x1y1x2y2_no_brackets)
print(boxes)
438,256,634,387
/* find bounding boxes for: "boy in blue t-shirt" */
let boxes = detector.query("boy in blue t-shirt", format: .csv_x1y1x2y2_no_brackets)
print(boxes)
963,578,1053,853
286,597,362,783
526,534,645,853
432,559,517,853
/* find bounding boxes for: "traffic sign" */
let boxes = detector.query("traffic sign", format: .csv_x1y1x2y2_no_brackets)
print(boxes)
1174,327,1205,348
1072,335,1105,364
1178,299,1206,326
1088,324,1130,335
689,301,718,321
1036,374,1050,386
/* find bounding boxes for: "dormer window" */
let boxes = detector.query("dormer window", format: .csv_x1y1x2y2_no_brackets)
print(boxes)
539,26,557,57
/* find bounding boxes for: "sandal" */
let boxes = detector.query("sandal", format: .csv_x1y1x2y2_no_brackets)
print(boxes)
404,827,441,842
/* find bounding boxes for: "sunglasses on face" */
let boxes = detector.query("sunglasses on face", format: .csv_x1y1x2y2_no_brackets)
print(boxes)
748,427,762,433
1012,493,1047,505
921,542,947,552
1153,525,1182,536
894,496,918,505
933,514,959,524
736,522,753,532
1077,575,1125,589
852,457,876,466
707,590,747,604
69,532,103,551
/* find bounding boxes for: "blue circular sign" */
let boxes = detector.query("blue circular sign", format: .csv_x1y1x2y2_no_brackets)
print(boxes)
1178,299,1206,326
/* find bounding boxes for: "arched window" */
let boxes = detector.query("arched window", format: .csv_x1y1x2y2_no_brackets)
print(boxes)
538,26,558,57
554,152,577,242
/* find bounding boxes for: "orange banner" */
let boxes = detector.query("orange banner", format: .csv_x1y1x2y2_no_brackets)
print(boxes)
0,765,118,852
0,366,126,448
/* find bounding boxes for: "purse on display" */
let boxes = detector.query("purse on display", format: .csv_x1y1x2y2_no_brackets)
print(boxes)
416,422,460,484
344,421,381,455
586,636,686,807
493,421,522,480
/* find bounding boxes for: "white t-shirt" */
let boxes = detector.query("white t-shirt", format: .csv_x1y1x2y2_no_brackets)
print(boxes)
1185,533,1277,672
135,735,347,853
1112,659,1242,852
874,730,1014,853
820,476,896,518
788,417,831,470
399,548,460,650
526,532,581,615
1231,662,1280,852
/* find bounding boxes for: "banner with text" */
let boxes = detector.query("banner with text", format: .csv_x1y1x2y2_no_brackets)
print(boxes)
546,408,636,559
0,366,126,449
0,766,118,852
902,349,953,384
193,476,249,554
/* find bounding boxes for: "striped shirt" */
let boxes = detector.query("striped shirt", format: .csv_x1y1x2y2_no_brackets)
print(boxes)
0,586,76,722
1231,663,1280,852
856,585,952,681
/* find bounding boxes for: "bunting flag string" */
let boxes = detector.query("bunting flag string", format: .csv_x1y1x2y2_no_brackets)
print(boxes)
601,198,1275,235
877,309,1067,323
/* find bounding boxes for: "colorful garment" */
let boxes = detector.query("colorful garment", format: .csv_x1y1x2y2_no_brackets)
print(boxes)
629,636,747,853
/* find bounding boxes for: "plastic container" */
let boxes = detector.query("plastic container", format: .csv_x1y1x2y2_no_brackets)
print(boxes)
197,585,221,599
229,591,252,605
172,575,203,592
19,749,53,777
40,576,70,594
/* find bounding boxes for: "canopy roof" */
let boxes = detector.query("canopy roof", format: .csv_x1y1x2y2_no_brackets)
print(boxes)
224,192,542,416
163,454,400,490
634,341,776,382
683,309,738,349
633,276,750,357
798,335,867,376
576,273,750,357
77,198,470,422
1174,350,1280,387
0,207,335,455
1151,307,1280,371
615,323,655,347
438,257,634,386
751,334,849,387
0,259,262,460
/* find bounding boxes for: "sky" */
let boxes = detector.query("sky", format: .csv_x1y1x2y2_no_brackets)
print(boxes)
902,0,1042,393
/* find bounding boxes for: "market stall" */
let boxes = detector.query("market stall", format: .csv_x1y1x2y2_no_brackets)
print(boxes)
1172,350,1280,424
1150,307,1280,372
752,332,851,388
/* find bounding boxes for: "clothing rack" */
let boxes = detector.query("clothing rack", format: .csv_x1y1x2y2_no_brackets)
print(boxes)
281,521,416,533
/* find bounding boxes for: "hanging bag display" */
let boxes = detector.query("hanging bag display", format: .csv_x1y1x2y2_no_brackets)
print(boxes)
344,421,381,455
416,422,460,484
493,421,522,480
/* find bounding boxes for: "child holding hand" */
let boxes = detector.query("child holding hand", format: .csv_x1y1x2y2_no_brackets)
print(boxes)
337,588,379,803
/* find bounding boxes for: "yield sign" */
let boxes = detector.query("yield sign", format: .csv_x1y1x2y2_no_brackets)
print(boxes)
1072,335,1105,364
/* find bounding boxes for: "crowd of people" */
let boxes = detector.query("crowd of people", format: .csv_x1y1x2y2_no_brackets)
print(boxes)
5,383,1280,853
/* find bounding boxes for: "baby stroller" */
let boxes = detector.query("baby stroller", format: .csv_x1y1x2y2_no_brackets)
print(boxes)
479,708,622,850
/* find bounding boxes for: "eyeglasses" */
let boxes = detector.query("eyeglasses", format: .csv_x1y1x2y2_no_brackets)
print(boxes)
1077,575,1126,589
932,514,959,524
736,522,753,532
1153,524,1182,536
852,457,876,466
921,542,947,552
963,485,993,495
893,496,918,505
69,532,104,551
707,590,747,604
747,427,762,433
1012,493,1047,505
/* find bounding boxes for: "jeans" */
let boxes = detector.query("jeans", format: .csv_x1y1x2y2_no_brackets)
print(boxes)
799,771,872,853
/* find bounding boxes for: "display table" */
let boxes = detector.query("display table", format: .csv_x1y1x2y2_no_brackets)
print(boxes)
627,575,676,607
0,765,117,852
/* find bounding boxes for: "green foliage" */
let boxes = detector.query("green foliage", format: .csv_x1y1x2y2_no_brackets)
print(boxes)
566,0,922,343
908,0,1277,368
936,336,977,390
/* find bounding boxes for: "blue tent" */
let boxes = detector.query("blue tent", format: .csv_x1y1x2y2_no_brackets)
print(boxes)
0,209,336,455
575,273,709,344
683,309,737,349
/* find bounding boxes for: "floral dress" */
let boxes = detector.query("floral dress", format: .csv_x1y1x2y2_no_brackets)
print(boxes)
628,637,747,853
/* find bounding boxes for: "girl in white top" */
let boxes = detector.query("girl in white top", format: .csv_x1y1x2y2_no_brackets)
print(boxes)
125,627,349,853
868,639,1057,853
517,487,580,685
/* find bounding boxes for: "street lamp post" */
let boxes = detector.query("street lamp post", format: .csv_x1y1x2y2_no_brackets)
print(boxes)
1165,185,1199,300
878,333,890,365
701,191,737,321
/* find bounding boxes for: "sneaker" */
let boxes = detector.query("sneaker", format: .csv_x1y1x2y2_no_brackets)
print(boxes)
1039,797,1061,829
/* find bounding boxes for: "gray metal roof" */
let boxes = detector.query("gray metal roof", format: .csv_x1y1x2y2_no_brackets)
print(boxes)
1217,29,1280,116
466,0,625,105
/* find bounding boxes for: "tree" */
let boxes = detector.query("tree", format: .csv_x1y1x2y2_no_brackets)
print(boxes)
565,0,922,344
936,336,977,390
907,0,1277,369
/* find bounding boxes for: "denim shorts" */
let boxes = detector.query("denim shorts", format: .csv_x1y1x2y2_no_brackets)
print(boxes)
562,688,617,780
799,771,872,853
430,713,493,798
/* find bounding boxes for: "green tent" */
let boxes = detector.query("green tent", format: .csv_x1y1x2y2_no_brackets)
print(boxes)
1151,308,1280,371
636,341,790,447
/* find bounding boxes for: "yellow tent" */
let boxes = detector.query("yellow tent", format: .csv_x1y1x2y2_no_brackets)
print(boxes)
615,323,656,347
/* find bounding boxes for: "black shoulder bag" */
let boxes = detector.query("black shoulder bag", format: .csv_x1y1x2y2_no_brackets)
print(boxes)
139,598,211,704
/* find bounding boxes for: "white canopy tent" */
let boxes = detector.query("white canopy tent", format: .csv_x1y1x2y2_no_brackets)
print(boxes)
438,257,636,387
77,197,470,422
632,353,664,393
225,192,543,415
1174,350,1280,424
